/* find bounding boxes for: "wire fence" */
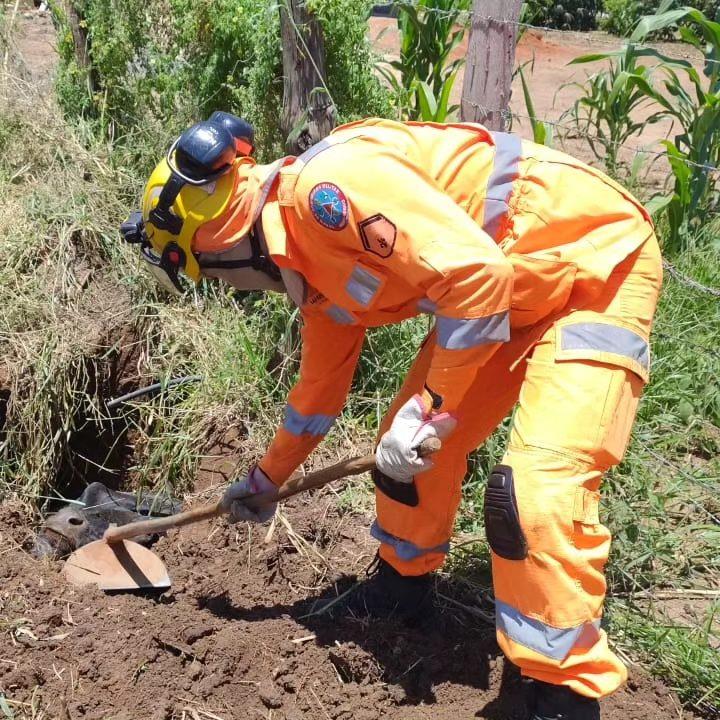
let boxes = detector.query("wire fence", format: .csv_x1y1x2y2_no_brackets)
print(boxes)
459,98,720,175
375,4,720,177
662,260,720,298
377,8,720,304
285,4,720,310
405,2,720,69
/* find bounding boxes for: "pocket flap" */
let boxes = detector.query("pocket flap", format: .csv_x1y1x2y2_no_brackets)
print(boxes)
573,487,600,525
556,320,650,383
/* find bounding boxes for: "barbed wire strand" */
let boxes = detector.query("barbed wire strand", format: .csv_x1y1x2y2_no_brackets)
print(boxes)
635,441,720,524
653,329,720,361
461,98,720,176
399,3,720,68
662,260,720,297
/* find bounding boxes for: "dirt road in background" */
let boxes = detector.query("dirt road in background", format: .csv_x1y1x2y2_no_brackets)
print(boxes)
370,19,704,188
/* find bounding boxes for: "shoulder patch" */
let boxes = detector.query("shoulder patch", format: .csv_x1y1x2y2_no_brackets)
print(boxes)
359,214,396,259
309,182,348,231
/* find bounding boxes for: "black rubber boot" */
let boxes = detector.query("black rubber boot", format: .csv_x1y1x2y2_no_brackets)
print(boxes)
524,678,600,720
341,554,434,624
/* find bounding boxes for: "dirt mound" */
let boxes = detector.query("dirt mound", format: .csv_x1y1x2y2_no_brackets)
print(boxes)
0,498,697,720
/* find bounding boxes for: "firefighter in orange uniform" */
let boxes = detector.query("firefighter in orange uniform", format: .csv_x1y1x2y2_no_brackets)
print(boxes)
122,112,662,720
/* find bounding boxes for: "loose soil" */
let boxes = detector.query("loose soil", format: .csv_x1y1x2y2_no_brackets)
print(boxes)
0,498,700,720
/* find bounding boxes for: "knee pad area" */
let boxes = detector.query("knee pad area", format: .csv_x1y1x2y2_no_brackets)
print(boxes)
484,464,528,561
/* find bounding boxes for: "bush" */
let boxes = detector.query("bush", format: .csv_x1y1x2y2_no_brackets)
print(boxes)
601,0,648,36
54,0,391,158
522,0,600,30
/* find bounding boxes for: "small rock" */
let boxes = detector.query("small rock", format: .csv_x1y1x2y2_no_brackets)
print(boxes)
279,640,296,657
183,625,214,644
387,684,405,704
281,674,298,693
258,680,283,709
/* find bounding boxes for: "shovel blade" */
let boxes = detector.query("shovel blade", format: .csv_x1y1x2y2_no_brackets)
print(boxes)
63,539,171,591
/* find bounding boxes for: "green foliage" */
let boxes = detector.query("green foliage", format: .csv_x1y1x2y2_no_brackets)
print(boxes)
521,0,600,30
169,0,284,154
630,7,720,250
378,0,470,121
600,0,673,36
602,0,720,36
611,601,720,713
53,0,390,156
563,44,671,172
309,0,393,123
518,60,554,146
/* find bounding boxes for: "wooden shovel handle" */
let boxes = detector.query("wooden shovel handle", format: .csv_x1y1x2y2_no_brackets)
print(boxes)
103,500,224,542
104,437,441,543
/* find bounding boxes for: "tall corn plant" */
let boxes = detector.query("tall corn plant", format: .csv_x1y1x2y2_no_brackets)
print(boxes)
379,0,471,122
518,60,554,146
562,44,670,174
630,7,720,250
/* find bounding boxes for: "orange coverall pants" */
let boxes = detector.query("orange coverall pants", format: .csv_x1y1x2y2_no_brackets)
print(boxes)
375,237,662,699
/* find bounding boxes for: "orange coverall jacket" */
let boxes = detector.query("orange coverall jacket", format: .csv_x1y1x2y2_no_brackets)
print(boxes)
254,118,654,484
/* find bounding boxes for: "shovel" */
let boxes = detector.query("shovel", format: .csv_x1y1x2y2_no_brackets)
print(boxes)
63,437,440,591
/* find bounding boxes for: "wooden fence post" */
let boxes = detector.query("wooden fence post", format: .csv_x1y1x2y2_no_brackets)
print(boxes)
63,0,98,96
460,0,522,130
279,0,336,154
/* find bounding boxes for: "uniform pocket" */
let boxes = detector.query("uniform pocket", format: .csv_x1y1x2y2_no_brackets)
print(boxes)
554,319,648,465
555,318,650,383
512,318,647,468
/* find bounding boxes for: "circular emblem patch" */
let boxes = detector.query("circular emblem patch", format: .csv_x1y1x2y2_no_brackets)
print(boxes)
309,182,348,231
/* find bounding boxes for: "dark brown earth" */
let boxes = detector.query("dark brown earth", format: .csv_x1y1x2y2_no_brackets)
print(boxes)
0,499,699,720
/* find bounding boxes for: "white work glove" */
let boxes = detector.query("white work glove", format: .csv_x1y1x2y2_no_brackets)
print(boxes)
375,394,456,483
221,466,278,524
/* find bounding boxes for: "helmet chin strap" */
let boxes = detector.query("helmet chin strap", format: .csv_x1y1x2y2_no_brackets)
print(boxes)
197,222,281,282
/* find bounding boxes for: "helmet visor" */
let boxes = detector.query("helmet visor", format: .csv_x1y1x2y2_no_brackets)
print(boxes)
139,245,184,295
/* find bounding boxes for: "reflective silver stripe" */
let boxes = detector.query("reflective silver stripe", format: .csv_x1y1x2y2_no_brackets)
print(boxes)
561,323,649,371
436,311,510,350
346,266,382,307
296,133,366,166
371,521,450,562
326,304,357,325
283,405,336,436
483,132,522,238
417,297,437,314
251,159,285,224
496,600,602,661
296,138,332,165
